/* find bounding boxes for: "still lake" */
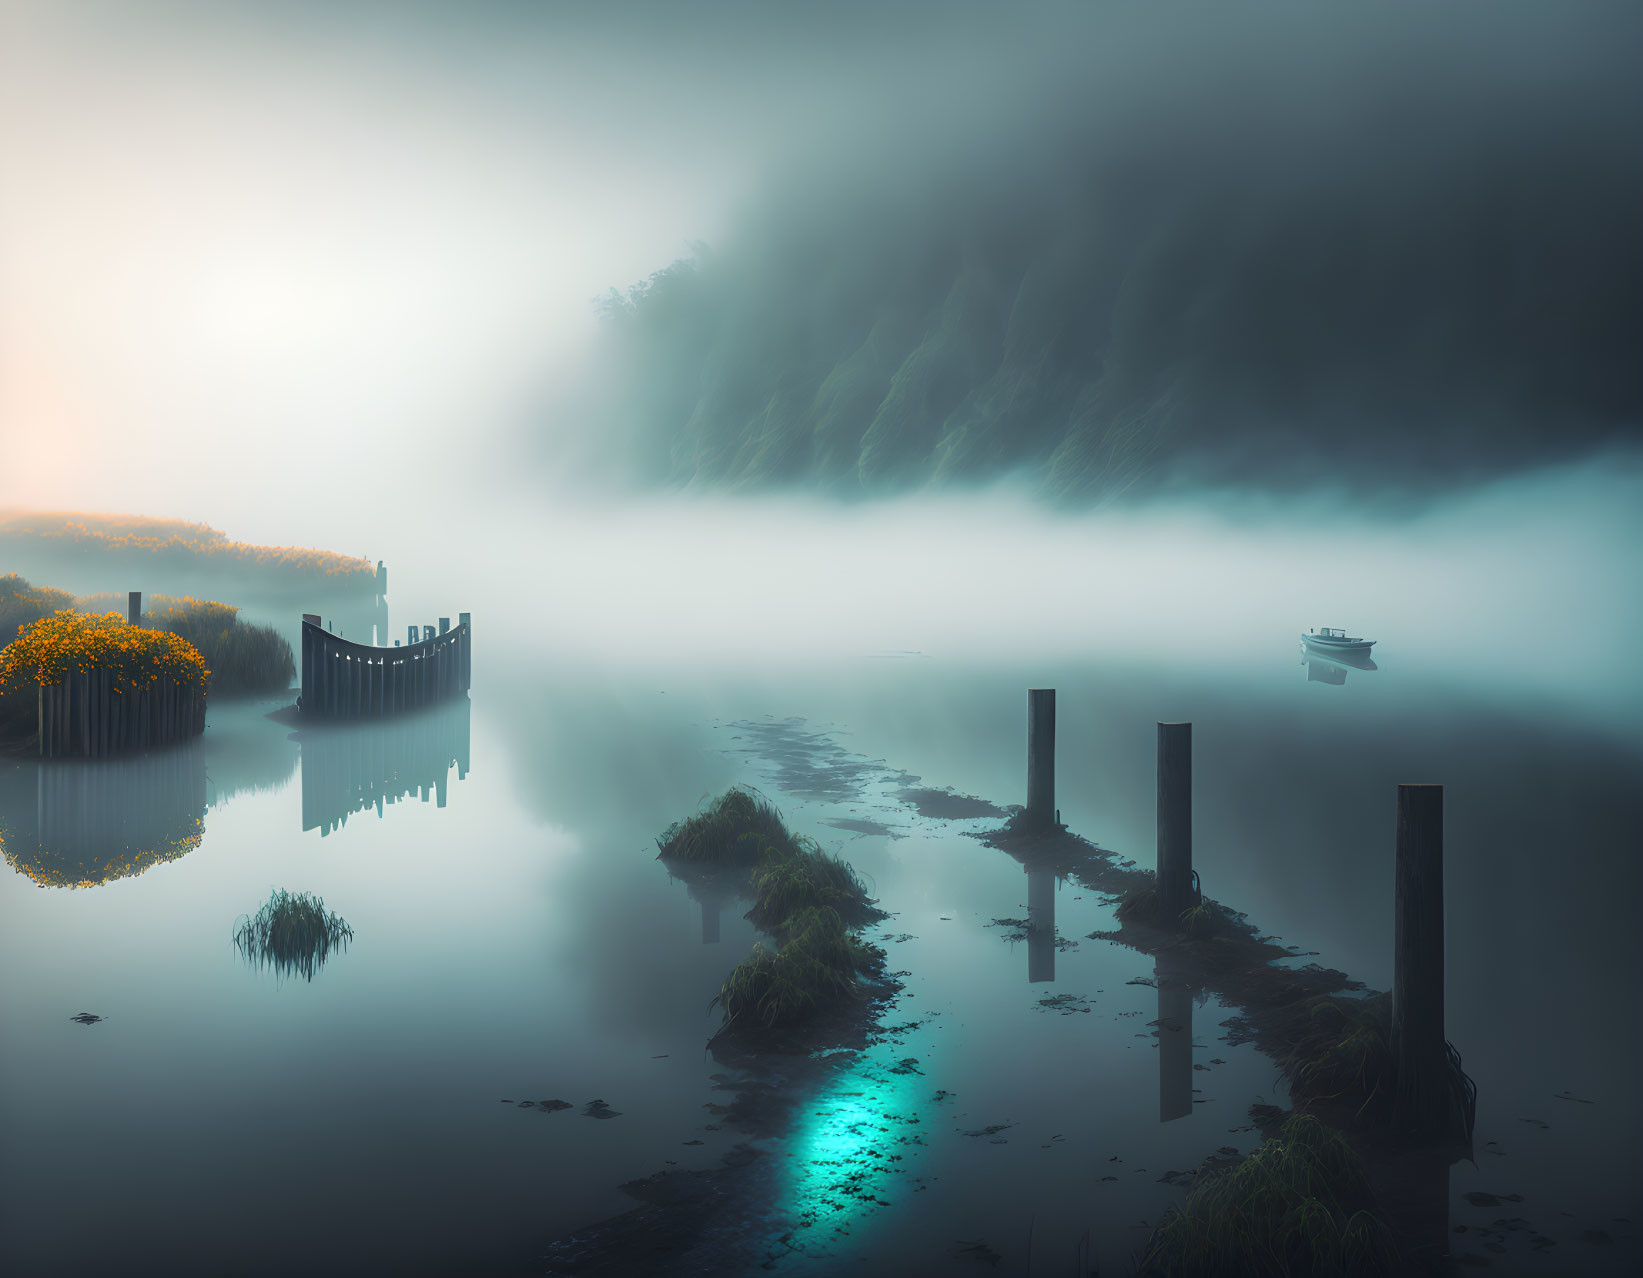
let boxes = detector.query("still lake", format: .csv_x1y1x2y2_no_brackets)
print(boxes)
1,610,1638,1276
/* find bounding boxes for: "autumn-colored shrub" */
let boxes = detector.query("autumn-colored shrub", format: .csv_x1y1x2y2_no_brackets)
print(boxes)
0,610,208,692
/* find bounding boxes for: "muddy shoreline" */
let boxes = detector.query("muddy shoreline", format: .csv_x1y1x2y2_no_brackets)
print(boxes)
534,743,1463,1277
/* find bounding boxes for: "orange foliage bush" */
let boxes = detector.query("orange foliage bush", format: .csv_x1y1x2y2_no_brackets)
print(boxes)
0,610,209,691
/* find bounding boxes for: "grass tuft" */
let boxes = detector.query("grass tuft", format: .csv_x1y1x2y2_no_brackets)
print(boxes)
1138,1114,1397,1277
656,785,800,866
746,838,883,930
711,906,884,1032
232,888,354,982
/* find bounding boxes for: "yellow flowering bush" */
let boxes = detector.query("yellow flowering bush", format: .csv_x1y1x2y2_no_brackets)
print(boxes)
0,609,209,691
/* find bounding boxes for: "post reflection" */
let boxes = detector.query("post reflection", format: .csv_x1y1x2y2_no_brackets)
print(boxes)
1157,957,1194,1122
0,745,208,888
1026,861,1055,983
297,698,471,835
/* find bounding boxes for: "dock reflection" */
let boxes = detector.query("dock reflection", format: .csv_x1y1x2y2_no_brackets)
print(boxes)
0,745,208,888
297,698,471,835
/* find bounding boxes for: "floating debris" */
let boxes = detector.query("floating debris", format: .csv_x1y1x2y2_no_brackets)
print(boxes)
582,1099,622,1120
69,1012,104,1025
1553,1091,1595,1104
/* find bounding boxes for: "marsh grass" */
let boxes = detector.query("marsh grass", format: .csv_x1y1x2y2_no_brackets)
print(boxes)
746,839,884,930
656,786,800,866
711,906,884,1031
659,788,888,1037
1138,1114,1398,1277
233,889,354,982
1283,995,1396,1122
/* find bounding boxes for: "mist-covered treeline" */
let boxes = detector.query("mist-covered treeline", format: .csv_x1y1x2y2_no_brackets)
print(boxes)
568,3,1643,502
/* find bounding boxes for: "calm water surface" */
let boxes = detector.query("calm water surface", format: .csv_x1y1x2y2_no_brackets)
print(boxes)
1,630,1638,1276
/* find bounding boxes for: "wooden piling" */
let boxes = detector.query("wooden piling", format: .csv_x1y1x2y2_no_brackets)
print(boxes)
128,591,142,626
1026,688,1056,829
1392,783,1448,1138
1157,722,1193,919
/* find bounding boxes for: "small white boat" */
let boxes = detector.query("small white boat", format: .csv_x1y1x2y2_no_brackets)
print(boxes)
1301,626,1376,652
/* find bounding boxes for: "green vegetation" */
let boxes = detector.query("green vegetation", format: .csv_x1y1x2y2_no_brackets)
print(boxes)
148,604,294,697
747,841,882,931
1,577,294,705
1137,1115,1399,1278
656,785,802,866
1283,996,1395,1123
712,906,884,1032
1115,877,1231,938
657,787,887,1038
232,889,354,982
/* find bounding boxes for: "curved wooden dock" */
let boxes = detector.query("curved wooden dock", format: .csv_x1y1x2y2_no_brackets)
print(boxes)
299,612,470,719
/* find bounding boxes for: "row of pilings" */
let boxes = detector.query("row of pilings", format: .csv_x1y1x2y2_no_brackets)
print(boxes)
1019,687,1459,1144
35,591,205,758
299,612,471,720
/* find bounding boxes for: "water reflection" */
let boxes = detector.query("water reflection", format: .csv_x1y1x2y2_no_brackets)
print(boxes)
297,698,471,835
1156,958,1195,1123
203,706,300,808
1026,861,1056,983
668,866,742,945
1300,643,1378,685
0,745,207,888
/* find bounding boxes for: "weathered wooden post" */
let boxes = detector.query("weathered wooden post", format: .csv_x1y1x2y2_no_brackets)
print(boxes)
1026,688,1056,829
439,617,450,635
458,612,472,691
407,625,419,646
1026,862,1055,983
1393,783,1448,1138
1157,722,1193,919
423,625,435,643
128,591,142,626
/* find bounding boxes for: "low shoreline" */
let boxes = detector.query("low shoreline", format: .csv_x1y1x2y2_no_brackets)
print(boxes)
536,760,1468,1276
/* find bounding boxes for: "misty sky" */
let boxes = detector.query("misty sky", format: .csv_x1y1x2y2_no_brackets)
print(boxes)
1,1,1639,547
0,0,1049,535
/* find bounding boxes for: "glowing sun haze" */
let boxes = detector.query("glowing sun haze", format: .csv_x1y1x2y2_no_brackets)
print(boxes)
0,0,774,533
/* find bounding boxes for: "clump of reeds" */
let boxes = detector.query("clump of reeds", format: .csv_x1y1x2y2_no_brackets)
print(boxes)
1137,1114,1399,1277
142,601,294,697
1282,995,1395,1123
745,839,884,930
711,906,884,1032
1116,879,1161,923
1114,875,1234,939
232,888,354,982
656,786,801,866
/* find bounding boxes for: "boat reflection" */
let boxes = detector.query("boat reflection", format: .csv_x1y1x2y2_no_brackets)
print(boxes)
297,698,471,835
0,745,208,888
1300,643,1379,685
